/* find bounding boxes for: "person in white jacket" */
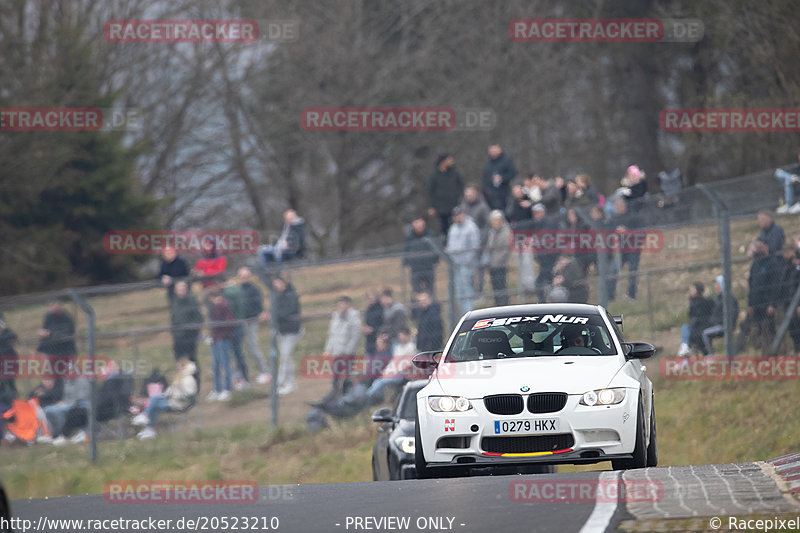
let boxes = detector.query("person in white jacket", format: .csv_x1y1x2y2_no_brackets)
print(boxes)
446,206,481,315
318,296,362,405
133,358,198,439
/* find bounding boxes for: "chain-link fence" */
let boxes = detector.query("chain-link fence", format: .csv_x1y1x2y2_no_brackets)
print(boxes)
1,167,799,468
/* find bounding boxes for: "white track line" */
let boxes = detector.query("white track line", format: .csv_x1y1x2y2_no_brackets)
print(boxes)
579,470,621,533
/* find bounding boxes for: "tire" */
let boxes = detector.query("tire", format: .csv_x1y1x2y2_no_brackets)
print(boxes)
372,452,380,481
646,395,658,467
414,421,432,479
612,396,647,471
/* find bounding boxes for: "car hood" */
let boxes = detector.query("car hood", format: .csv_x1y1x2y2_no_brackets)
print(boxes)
431,356,631,397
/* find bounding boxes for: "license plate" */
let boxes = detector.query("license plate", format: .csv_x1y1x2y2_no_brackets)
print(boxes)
493,418,559,435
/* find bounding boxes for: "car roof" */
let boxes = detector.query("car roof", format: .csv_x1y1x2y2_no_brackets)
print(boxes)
462,303,604,321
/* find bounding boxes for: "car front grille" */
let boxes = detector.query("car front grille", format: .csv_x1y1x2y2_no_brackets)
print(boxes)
527,392,568,413
483,394,524,415
481,434,574,455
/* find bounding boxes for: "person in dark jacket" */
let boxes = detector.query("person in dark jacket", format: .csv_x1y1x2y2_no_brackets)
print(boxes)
482,144,517,211
158,246,190,304
170,281,203,364
412,290,443,352
258,209,307,270
378,288,408,347
361,289,384,356
207,289,235,401
736,239,782,354
427,153,464,238
607,197,643,301
550,255,589,304
677,282,714,357
402,216,439,294
238,267,271,384
36,300,77,357
757,210,785,256
777,244,800,352
702,275,739,356
270,276,302,395
506,182,533,225
515,204,559,303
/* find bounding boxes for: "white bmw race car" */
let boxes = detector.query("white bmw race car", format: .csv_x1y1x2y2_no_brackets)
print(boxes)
413,303,656,478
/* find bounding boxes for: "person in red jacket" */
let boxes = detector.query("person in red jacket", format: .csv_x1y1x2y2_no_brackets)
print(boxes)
192,240,227,289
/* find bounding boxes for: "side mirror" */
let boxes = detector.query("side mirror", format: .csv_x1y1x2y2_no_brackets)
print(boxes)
412,351,441,369
624,342,655,360
371,407,394,423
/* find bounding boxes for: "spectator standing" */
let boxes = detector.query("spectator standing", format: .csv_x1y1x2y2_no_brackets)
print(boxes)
505,182,533,224
271,276,302,395
607,197,643,301
606,165,647,217
550,255,589,304
207,288,234,402
238,267,271,385
482,144,517,211
516,204,559,302
446,207,480,315
170,280,203,365
402,216,439,294
192,240,227,289
529,174,562,216
412,290,444,352
222,278,250,390
485,210,511,306
702,276,739,356
379,288,409,347
575,174,599,205
318,296,362,406
258,209,307,270
736,239,782,354
36,300,77,357
427,154,464,238
460,184,491,294
362,289,384,356
677,282,714,358
757,210,785,256
158,246,190,304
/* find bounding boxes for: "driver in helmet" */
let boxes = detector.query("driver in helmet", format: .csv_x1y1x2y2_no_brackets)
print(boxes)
561,324,589,349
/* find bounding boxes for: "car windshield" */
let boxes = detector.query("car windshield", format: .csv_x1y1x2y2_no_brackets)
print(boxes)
397,384,426,420
445,313,618,361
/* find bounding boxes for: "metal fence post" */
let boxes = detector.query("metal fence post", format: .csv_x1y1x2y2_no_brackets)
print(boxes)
697,184,734,359
69,289,97,463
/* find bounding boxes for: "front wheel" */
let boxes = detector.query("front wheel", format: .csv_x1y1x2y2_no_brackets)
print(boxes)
646,396,658,467
612,397,647,471
414,422,432,479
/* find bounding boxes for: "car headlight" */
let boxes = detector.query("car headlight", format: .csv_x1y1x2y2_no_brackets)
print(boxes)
580,388,626,406
395,436,415,455
428,396,472,412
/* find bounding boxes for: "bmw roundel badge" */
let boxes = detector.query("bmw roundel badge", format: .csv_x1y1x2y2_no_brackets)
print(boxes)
520,385,530,392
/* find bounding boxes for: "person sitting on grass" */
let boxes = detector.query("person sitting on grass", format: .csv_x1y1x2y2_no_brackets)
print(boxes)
132,357,198,439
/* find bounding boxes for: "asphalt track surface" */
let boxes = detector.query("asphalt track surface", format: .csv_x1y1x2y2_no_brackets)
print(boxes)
11,462,798,533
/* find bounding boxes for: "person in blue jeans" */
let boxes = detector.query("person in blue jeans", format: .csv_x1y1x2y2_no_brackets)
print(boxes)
775,148,800,214
207,289,234,401
133,358,198,439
